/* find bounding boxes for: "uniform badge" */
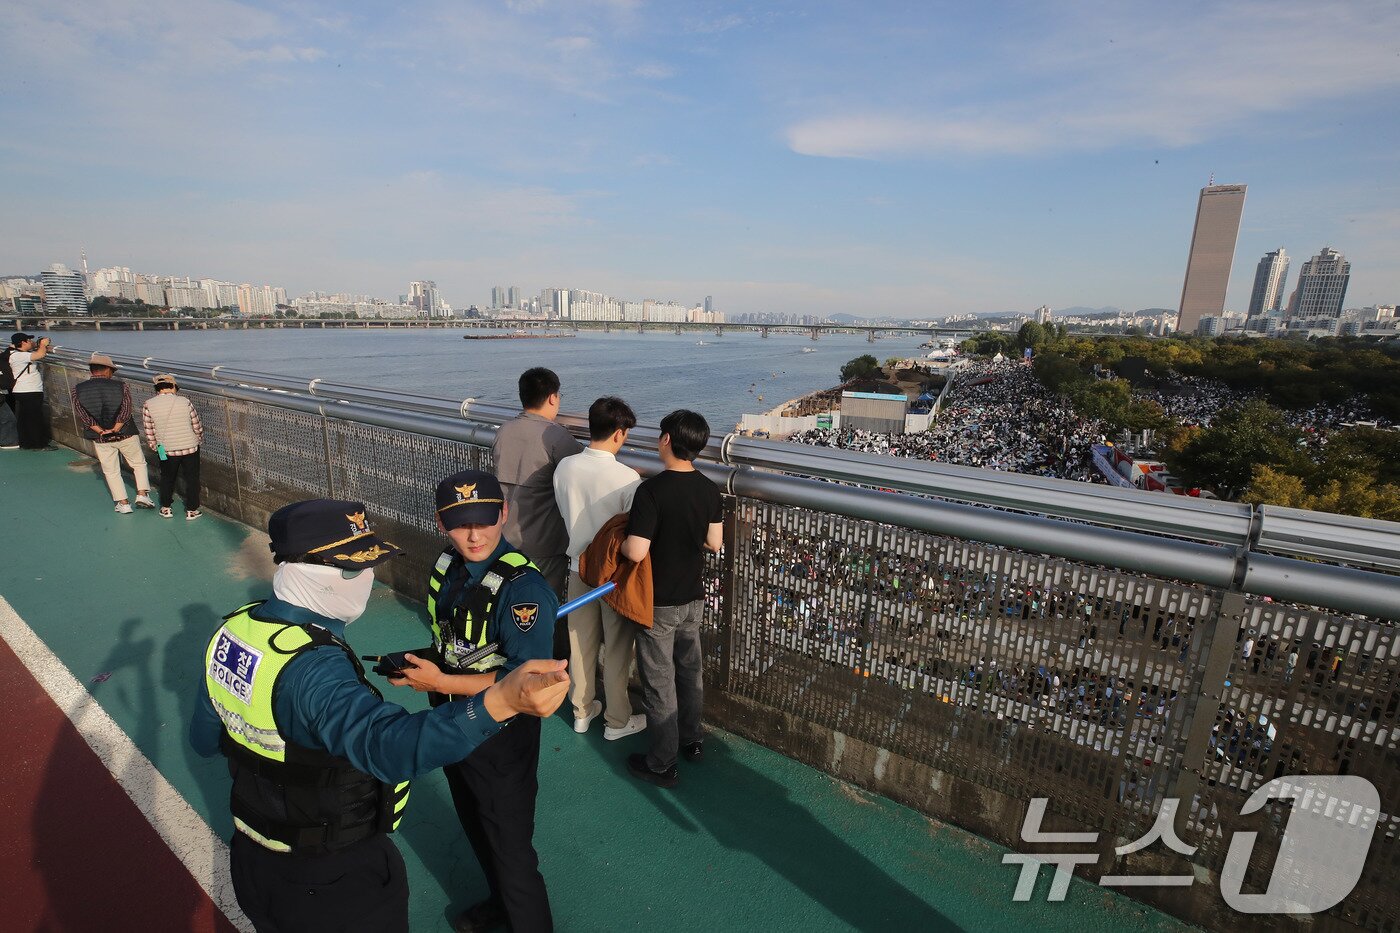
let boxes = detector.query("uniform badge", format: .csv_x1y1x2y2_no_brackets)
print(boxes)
346,511,369,535
511,603,540,632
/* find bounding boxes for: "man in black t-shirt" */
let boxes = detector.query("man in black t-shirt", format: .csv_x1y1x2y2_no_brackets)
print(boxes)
621,409,723,788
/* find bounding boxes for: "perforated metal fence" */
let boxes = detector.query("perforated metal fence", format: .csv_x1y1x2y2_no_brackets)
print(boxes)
42,361,1400,931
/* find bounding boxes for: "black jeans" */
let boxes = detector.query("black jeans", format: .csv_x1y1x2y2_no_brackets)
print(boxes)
157,450,201,509
12,391,49,449
443,715,553,932
229,831,409,933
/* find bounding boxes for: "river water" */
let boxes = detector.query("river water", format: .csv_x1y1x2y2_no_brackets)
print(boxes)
50,328,931,430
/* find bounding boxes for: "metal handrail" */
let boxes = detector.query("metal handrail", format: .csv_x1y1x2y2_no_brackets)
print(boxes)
46,347,1400,617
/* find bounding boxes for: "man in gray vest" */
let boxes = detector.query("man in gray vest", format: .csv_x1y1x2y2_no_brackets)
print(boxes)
71,352,154,513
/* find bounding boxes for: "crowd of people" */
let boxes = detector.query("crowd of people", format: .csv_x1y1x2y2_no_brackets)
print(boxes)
1143,374,1393,434
788,360,1107,482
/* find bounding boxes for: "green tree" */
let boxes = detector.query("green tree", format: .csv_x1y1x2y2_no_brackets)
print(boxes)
1016,321,1046,351
840,354,880,382
960,332,1014,358
1165,400,1305,498
1031,353,1086,394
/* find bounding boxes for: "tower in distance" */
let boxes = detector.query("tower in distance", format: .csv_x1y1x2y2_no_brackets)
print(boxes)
1176,182,1247,334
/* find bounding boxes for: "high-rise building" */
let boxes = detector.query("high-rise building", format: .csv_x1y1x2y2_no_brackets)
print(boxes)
1289,247,1351,319
41,263,88,314
491,286,506,310
1176,183,1247,334
507,286,520,309
1034,305,1052,325
408,280,441,317
1247,248,1289,317
236,284,279,316
704,295,713,313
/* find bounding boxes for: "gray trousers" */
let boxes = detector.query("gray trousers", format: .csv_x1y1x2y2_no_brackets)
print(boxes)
533,554,569,660
636,599,705,771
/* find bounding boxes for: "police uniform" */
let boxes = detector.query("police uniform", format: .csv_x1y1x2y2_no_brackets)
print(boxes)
191,500,510,932
430,471,558,933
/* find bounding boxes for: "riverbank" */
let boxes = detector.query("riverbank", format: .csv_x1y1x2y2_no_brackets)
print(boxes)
755,363,944,421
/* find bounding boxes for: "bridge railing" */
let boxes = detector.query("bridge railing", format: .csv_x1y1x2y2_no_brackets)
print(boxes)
40,349,1400,931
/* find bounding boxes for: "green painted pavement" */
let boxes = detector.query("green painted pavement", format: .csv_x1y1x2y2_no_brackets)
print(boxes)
0,448,1193,932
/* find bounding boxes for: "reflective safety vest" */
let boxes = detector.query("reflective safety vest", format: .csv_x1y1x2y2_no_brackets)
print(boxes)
204,602,411,855
427,548,537,673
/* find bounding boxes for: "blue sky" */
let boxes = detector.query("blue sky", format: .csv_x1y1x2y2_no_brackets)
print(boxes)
3,0,1398,317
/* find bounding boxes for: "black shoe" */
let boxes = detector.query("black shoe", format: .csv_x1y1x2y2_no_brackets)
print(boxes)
451,899,506,933
627,752,679,788
682,741,704,762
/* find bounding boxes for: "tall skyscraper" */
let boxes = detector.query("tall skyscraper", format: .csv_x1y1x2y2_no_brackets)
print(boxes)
1290,247,1351,319
704,295,713,313
1247,248,1289,317
1176,183,1247,334
490,286,505,309
41,263,88,314
507,286,520,309
409,280,441,317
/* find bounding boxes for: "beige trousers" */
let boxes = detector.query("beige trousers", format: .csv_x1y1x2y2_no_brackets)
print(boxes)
94,435,149,501
567,570,638,729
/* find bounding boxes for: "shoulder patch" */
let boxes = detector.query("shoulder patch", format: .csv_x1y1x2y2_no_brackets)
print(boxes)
510,602,541,632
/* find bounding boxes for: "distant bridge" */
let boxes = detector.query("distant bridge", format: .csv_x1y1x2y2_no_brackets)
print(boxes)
2,315,980,343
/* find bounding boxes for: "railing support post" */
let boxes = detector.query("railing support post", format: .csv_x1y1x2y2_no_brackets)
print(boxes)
718,499,739,689
1165,587,1247,835
320,413,336,497
223,397,245,522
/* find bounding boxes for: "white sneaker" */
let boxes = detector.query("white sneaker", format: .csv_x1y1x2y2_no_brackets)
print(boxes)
186,509,203,521
573,700,602,734
134,494,156,509
604,714,647,741
114,502,134,514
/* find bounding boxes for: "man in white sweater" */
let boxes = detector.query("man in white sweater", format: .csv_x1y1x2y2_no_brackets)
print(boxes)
141,373,204,519
553,396,646,739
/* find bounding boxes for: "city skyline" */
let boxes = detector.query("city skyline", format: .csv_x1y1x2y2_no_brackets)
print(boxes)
3,1,1399,316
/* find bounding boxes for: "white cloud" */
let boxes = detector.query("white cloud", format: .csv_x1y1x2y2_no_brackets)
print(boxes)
786,0,1400,159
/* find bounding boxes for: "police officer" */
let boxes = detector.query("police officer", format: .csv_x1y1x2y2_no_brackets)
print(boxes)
191,498,569,932
395,470,558,933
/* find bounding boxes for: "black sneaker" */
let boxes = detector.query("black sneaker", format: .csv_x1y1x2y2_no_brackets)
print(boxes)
682,741,704,762
451,899,506,933
627,752,679,788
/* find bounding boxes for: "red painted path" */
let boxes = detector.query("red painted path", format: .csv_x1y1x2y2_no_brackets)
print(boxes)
0,635,235,933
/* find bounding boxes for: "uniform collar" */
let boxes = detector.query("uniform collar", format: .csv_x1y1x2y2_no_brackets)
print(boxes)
450,537,515,584
254,597,348,639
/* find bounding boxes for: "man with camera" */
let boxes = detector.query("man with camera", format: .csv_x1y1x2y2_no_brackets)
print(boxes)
5,332,56,451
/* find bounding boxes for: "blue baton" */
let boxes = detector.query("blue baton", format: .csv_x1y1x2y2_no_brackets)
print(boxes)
557,581,616,618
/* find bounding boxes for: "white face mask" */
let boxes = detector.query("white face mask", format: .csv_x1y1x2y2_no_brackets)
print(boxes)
273,562,376,624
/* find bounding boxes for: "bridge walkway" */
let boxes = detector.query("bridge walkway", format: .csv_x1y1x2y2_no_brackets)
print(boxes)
0,447,1190,932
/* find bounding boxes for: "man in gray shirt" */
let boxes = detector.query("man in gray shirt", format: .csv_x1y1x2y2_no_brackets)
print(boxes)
493,367,583,658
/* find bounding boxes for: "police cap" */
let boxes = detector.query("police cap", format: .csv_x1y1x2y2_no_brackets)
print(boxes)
268,499,404,569
435,470,504,529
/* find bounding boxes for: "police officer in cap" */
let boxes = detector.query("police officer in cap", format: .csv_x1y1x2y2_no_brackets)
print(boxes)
191,498,569,932
394,470,558,933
